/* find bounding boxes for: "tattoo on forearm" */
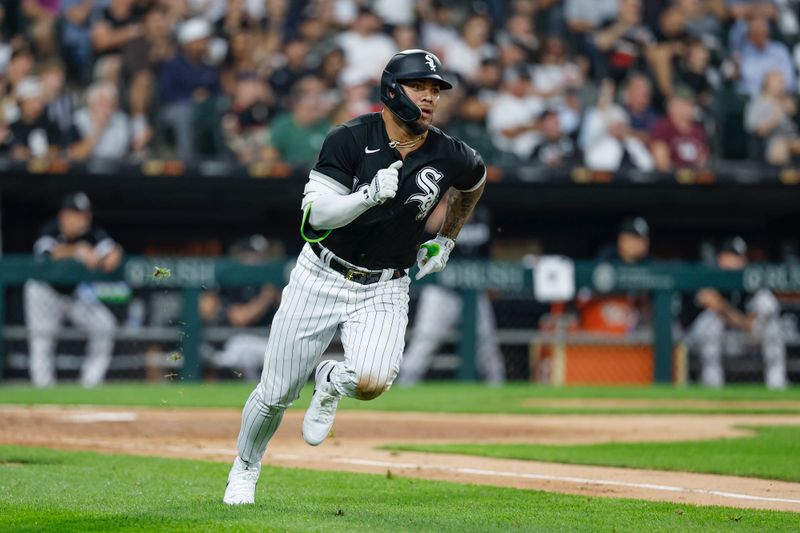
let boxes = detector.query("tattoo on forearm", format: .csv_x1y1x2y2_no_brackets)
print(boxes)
439,183,484,239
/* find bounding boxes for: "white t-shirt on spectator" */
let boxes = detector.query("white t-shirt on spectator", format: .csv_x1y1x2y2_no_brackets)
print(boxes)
373,0,416,26
445,41,496,81
421,22,460,53
74,108,131,160
487,92,544,159
337,31,398,81
565,0,618,28
533,63,582,96
580,104,654,171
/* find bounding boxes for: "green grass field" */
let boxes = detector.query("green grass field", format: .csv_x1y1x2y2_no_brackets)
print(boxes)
1,382,799,414
2,383,800,530
388,425,800,482
2,445,798,532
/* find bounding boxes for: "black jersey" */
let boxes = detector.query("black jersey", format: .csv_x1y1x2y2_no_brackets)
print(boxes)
309,113,485,270
33,219,118,294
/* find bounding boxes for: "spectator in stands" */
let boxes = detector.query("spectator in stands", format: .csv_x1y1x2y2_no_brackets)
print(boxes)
487,68,545,161
268,38,311,102
68,81,132,161
40,58,74,147
331,68,378,124
21,0,58,56
621,73,660,142
745,70,800,166
687,236,788,389
530,108,579,168
675,38,718,107
392,24,419,53
532,36,584,101
336,7,396,82
591,0,656,82
24,192,122,387
157,17,220,160
448,58,503,161
8,76,60,160
60,0,95,83
735,16,795,98
446,14,497,82
220,73,275,165
200,234,281,380
2,46,34,106
316,46,346,93
122,5,175,158
649,87,708,171
264,74,332,168
576,217,651,335
728,0,779,55
91,0,143,86
565,0,619,37
580,78,655,171
419,0,460,57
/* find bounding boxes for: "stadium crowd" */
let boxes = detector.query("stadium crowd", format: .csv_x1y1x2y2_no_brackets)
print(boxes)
2,0,800,170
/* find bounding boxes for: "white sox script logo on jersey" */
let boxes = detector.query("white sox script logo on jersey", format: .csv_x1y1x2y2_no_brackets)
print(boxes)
425,55,436,71
406,167,443,220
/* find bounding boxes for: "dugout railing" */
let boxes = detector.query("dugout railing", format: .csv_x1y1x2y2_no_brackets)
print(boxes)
1,255,799,384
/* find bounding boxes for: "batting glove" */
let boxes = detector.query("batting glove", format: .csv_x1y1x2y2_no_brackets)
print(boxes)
364,160,402,206
416,234,455,280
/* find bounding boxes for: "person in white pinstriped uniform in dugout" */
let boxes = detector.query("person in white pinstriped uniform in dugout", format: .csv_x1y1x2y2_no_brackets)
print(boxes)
687,236,788,390
24,192,122,388
224,49,488,505
397,202,505,385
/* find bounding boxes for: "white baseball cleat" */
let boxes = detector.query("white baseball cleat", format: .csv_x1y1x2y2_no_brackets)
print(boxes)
302,363,340,446
223,457,261,505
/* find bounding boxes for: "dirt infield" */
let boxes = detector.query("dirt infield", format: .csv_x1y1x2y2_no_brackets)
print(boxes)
2,404,800,513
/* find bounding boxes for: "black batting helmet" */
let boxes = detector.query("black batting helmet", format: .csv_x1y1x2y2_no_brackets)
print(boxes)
380,49,453,123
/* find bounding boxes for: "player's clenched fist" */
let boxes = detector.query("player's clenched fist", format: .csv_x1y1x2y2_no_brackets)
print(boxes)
365,160,402,205
415,234,455,280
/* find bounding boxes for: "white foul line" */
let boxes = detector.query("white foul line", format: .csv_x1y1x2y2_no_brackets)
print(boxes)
270,454,800,506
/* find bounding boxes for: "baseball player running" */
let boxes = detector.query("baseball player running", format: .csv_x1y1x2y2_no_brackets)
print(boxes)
224,49,487,504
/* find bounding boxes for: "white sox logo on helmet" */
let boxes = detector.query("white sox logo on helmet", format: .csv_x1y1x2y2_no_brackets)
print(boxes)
406,167,443,220
425,55,437,71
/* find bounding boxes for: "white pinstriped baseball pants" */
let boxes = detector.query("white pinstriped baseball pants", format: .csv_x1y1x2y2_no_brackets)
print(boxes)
23,280,117,388
236,244,410,464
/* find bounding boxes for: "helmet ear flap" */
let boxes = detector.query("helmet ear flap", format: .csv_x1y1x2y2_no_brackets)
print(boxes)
382,76,422,123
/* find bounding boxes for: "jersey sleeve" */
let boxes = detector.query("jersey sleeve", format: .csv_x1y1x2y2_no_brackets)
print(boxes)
91,227,118,258
32,220,60,257
452,145,486,192
311,125,359,191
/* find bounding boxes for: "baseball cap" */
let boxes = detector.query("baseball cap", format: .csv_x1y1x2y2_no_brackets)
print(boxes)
719,236,747,257
231,234,269,255
618,216,649,238
178,18,212,44
16,77,43,100
61,192,92,213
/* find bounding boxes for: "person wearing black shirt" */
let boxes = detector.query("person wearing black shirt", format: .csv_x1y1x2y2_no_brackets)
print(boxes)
8,77,60,160
23,192,122,387
224,49,487,505
398,203,505,385
200,235,281,380
686,237,787,389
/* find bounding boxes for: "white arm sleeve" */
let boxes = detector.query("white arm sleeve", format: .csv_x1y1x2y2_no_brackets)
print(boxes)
301,171,375,230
